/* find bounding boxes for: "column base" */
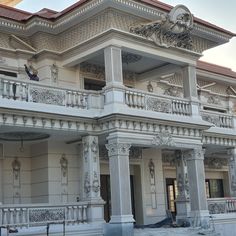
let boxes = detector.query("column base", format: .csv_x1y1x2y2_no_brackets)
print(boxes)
104,222,134,236
189,210,210,229
176,197,191,226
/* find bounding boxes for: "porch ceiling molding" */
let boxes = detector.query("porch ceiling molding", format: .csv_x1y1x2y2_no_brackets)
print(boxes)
0,0,232,45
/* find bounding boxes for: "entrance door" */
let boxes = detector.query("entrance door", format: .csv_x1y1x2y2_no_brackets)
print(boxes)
100,175,135,222
166,178,178,216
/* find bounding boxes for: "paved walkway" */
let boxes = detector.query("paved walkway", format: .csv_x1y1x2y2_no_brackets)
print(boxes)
134,228,219,236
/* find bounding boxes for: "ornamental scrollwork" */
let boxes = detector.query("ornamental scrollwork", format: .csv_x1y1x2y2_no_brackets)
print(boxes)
60,154,68,178
130,5,193,50
29,86,65,106
92,172,100,193
84,172,91,196
152,131,175,147
207,95,221,105
201,114,221,127
146,97,172,113
105,143,131,157
208,203,226,214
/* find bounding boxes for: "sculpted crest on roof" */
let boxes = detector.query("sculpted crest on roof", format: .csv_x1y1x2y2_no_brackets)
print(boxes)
130,5,193,50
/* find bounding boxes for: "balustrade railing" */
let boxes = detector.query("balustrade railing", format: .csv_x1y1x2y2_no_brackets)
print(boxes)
208,198,236,214
201,110,233,128
125,89,191,116
0,202,88,228
0,77,102,109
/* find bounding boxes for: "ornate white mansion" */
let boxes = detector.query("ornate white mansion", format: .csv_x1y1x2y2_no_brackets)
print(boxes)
0,0,236,235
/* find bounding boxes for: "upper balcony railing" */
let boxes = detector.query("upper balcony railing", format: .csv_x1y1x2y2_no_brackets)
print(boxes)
125,88,191,116
0,202,88,228
0,76,102,110
201,110,234,129
207,198,236,214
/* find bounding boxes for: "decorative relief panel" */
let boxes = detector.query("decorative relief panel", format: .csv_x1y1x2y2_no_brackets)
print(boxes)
152,131,175,147
204,157,227,169
29,208,65,223
29,86,65,106
146,97,172,113
164,86,181,97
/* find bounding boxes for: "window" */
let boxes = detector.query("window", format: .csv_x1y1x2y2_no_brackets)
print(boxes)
205,179,224,198
84,78,105,91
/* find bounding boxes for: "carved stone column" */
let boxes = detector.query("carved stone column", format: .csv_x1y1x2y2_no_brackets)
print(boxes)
182,65,200,117
184,148,209,228
175,150,190,224
81,135,104,223
228,148,236,197
105,137,134,236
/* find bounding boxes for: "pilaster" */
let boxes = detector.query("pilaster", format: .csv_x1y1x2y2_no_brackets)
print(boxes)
227,148,236,197
81,135,104,223
183,147,210,228
175,150,190,225
105,136,134,236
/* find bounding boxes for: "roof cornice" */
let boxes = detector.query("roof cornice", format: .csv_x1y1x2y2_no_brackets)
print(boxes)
0,0,234,43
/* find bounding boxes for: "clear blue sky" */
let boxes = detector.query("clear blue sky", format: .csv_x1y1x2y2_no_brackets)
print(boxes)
16,0,236,71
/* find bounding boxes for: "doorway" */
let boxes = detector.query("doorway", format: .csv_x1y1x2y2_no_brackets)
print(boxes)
100,175,136,222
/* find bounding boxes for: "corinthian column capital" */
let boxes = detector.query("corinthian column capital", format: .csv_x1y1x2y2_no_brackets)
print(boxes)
105,142,131,157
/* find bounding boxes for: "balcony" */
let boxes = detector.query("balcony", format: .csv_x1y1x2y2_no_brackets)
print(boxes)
1,76,235,130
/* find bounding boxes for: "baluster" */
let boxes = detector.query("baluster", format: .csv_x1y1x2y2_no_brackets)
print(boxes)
3,80,9,98
172,101,176,114
22,208,28,227
78,206,82,223
3,209,8,225
129,92,133,107
73,92,78,107
83,94,88,108
21,84,27,101
9,81,15,99
67,91,72,107
9,208,14,225
73,206,77,223
125,92,129,106
15,208,20,226
142,95,145,109
133,93,137,107
82,205,87,223
68,206,73,223
136,93,141,108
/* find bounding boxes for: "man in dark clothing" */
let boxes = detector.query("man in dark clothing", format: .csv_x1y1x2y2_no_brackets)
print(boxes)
24,64,39,81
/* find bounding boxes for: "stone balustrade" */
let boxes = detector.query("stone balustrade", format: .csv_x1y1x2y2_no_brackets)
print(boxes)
208,198,236,214
201,111,233,128
0,76,102,109
0,202,88,228
125,88,191,116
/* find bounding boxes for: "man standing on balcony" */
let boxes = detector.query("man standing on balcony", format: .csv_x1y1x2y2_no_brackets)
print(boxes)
24,64,39,81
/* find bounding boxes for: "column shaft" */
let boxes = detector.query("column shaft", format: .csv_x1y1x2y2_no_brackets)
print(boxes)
228,149,236,197
184,148,209,228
